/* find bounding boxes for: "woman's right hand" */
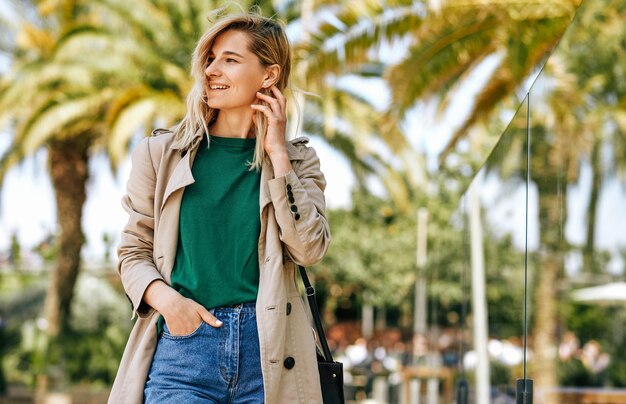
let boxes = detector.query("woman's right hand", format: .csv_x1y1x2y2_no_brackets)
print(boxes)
162,295,223,336
143,280,223,336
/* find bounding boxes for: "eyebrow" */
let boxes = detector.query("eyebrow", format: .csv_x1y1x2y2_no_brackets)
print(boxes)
209,50,245,58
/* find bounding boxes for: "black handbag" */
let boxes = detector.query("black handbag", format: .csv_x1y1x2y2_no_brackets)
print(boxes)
298,265,345,404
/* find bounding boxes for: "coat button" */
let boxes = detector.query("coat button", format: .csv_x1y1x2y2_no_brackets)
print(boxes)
286,302,292,315
284,356,295,369
288,196,295,204
287,184,292,191
294,213,301,221
290,205,298,212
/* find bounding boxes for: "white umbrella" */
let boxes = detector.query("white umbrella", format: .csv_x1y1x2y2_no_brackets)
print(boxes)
571,281,626,305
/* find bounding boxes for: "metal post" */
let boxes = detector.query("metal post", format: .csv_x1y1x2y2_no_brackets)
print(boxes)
409,378,421,404
413,209,429,359
469,183,491,403
516,379,533,404
373,376,388,403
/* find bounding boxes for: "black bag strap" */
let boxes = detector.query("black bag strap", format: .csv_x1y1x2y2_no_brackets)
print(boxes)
298,265,334,363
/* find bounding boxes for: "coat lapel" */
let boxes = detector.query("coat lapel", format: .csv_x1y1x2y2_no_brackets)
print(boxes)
159,136,203,215
160,153,193,216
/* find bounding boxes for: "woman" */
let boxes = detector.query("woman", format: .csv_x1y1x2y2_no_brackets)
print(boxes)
108,10,331,404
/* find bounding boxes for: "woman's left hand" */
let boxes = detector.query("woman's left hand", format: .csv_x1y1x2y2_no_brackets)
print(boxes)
251,85,288,157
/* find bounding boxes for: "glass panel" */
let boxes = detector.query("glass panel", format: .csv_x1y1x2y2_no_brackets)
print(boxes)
449,1,626,402
526,0,626,400
453,96,530,400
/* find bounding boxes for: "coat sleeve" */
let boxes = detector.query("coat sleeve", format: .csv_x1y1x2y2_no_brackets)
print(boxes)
267,145,331,266
117,136,164,320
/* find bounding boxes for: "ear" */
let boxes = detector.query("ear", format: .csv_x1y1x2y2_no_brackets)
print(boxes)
262,64,281,88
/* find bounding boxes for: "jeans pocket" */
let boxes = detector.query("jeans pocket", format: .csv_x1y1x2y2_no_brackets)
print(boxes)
162,320,205,340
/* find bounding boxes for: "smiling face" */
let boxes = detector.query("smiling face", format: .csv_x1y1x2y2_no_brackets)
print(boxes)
204,30,272,111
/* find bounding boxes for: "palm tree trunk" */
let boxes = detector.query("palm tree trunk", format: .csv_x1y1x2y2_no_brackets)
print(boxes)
43,136,90,336
533,249,559,401
531,146,567,403
583,140,601,273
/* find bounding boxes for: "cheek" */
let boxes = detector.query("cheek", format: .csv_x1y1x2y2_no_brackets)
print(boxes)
241,81,263,98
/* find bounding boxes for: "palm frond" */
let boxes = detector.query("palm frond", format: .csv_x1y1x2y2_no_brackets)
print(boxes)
18,90,112,156
385,15,499,115
107,92,184,168
301,4,425,80
438,13,575,165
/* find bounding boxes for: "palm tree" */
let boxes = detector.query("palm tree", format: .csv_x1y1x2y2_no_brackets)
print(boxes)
0,0,215,337
0,0,113,337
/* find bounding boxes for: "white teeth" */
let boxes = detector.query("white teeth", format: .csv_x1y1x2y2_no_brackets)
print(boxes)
210,85,229,89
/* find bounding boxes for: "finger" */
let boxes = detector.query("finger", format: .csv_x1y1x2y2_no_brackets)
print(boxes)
251,103,284,124
199,308,223,327
270,86,286,114
264,87,285,116
256,91,280,110
250,103,274,118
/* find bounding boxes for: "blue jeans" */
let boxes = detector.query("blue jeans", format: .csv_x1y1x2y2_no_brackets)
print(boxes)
144,301,264,403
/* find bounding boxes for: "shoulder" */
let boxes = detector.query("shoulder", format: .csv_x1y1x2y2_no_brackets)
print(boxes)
286,136,316,161
140,128,178,160
148,128,176,149
288,135,310,146
129,128,177,173
132,128,175,151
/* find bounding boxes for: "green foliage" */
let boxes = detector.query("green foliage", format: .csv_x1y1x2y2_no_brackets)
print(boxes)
319,192,417,307
562,304,626,387
491,360,513,386
564,304,611,343
10,322,129,388
558,357,605,387
464,360,513,387
0,324,21,394
317,178,529,341
607,336,626,387
4,273,132,388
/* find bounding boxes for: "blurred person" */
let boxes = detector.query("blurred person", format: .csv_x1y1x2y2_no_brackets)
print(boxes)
558,331,580,361
109,9,331,404
581,340,610,374
347,337,375,397
346,337,371,368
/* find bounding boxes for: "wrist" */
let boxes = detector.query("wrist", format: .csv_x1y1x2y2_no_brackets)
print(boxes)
144,280,181,316
269,151,292,178
268,148,288,160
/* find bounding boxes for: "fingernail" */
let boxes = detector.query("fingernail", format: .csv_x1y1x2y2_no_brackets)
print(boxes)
216,320,223,326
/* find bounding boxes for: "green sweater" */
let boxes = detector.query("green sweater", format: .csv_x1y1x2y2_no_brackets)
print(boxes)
157,134,261,335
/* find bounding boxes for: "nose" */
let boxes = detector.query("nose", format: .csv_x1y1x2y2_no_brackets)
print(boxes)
205,63,220,77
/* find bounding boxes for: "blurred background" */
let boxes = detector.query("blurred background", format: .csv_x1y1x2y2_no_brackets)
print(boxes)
1,0,625,403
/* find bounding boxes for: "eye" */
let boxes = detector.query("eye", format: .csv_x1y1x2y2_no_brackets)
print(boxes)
226,58,237,63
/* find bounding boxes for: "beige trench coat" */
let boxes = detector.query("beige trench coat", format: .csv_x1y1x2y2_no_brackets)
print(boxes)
108,128,331,404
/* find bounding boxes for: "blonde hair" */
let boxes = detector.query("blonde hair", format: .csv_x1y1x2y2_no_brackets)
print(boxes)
169,7,294,170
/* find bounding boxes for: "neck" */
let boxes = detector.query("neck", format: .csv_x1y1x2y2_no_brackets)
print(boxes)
210,108,256,139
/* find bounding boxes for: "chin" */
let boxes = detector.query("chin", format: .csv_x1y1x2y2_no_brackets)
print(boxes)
205,98,225,109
